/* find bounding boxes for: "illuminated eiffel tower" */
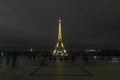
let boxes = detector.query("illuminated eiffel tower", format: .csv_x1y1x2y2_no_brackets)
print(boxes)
53,18,67,56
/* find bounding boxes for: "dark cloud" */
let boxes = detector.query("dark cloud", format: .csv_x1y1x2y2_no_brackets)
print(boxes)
0,0,120,50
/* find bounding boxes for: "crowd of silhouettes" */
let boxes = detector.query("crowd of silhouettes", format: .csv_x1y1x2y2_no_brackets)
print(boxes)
0,50,119,68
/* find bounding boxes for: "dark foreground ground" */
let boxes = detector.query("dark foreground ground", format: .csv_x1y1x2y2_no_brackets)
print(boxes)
0,56,120,80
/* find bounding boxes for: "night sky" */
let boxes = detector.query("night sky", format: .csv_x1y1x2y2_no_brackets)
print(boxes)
0,0,120,50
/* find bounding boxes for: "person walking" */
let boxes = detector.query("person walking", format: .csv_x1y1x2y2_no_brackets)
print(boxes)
6,51,11,65
11,51,18,67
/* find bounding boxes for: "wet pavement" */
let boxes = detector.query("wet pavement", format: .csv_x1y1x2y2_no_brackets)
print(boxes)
0,56,120,80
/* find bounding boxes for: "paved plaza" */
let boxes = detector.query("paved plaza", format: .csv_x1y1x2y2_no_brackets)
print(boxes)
0,56,120,80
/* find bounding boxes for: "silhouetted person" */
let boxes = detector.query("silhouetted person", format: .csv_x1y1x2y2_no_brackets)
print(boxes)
0,51,5,66
11,51,18,67
49,55,52,61
6,52,11,65
64,56,69,60
40,58,47,66
82,53,89,64
33,54,36,62
0,52,2,67
108,56,112,63
43,54,47,60
100,56,104,61
53,56,56,60
27,51,32,63
71,54,76,62
29,55,32,63
59,57,63,62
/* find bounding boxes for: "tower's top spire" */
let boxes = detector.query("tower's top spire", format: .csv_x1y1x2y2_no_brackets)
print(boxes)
59,17,61,23
59,17,61,19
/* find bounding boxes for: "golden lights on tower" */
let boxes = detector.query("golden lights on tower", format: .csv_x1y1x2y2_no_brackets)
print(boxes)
53,18,67,56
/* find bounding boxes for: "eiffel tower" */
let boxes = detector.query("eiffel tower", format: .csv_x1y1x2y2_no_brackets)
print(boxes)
53,18,67,56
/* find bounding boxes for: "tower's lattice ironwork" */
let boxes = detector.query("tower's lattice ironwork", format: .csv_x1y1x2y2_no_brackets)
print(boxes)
53,18,67,56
